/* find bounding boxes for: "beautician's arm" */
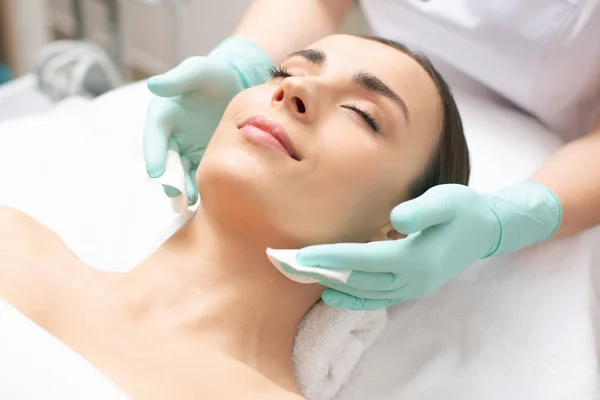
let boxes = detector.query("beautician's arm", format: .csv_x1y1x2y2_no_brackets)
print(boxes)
531,118,600,237
234,0,353,64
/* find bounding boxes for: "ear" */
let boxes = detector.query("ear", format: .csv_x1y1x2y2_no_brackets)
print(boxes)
369,221,407,242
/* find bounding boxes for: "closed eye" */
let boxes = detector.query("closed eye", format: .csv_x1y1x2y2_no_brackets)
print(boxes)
269,66,381,133
269,66,292,79
341,104,381,133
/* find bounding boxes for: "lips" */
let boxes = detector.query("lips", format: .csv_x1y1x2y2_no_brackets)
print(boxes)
239,115,300,160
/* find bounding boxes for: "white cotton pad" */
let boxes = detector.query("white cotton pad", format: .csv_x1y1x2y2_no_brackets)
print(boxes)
266,248,352,284
146,149,188,214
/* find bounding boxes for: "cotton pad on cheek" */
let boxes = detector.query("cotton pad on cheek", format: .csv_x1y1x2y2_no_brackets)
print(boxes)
266,247,352,284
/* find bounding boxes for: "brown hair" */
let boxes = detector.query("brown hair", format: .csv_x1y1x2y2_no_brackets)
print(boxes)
363,36,470,199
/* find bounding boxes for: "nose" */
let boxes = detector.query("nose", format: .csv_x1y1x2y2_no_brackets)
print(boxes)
271,78,316,123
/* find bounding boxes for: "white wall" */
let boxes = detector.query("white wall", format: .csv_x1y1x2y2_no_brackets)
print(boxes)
42,0,371,77
7,0,51,75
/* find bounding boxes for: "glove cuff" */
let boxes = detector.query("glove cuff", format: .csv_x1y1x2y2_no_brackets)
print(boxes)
484,180,562,257
208,36,274,89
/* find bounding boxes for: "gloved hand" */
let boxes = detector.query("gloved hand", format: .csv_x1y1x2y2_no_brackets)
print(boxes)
294,181,562,310
144,37,273,205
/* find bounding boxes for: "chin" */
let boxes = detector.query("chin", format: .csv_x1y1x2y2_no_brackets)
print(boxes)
196,161,311,249
196,151,282,241
199,149,259,203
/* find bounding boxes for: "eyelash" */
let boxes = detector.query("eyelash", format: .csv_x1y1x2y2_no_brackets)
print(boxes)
269,66,292,78
341,104,381,133
268,66,381,133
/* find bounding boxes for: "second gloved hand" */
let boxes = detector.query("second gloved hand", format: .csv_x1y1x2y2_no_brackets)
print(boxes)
293,181,562,310
143,37,273,205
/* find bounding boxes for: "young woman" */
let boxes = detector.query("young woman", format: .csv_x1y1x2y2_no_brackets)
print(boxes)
0,34,468,399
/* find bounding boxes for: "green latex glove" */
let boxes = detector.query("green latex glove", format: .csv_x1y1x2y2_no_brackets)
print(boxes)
294,181,562,310
143,36,273,205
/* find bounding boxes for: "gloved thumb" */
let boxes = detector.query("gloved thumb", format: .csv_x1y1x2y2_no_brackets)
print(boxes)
390,186,457,234
147,57,211,97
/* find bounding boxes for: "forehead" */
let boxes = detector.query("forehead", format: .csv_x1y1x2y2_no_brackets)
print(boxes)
310,35,417,80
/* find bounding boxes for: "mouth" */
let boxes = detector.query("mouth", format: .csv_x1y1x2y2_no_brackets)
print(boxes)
238,115,300,161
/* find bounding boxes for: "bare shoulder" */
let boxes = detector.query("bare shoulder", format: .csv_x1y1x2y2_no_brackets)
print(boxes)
0,206,74,255
265,392,305,400
263,385,306,400
0,206,86,323
281,393,306,400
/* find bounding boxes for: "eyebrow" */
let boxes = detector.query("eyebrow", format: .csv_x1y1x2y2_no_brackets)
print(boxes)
287,49,327,66
287,48,410,122
353,71,410,122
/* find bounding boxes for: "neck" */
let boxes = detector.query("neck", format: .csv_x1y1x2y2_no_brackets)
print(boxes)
115,206,322,393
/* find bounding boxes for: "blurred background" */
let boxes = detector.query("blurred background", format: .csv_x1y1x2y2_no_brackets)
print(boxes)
0,0,370,120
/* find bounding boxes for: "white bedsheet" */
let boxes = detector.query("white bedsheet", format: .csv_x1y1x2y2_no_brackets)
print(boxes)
0,298,129,400
0,73,598,399
0,83,173,271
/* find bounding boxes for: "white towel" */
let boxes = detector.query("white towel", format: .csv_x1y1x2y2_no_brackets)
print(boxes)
293,303,388,400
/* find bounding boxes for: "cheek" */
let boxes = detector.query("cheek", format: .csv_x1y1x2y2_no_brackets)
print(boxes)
317,138,381,189
194,86,407,247
196,84,280,189
221,85,274,120
292,130,395,243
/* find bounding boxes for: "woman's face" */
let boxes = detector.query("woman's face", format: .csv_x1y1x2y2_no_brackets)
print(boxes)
197,35,442,247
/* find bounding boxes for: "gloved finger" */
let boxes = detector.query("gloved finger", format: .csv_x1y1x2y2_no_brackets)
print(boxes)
321,281,405,301
322,289,403,310
344,270,406,291
147,57,210,97
163,185,181,198
296,241,401,273
143,108,171,178
390,185,458,234
181,158,199,206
